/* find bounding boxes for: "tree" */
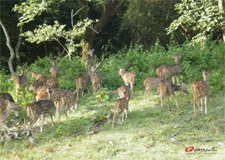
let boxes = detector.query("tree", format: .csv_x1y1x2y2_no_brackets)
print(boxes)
218,0,225,42
167,0,224,43
14,0,124,58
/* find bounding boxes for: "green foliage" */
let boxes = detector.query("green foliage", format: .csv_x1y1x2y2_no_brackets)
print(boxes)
167,0,223,42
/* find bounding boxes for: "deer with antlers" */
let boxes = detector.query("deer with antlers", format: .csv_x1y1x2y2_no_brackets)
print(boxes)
119,67,136,94
159,79,189,112
76,73,91,101
192,70,210,117
143,77,164,102
156,55,182,84
0,96,20,134
85,49,95,73
91,62,102,93
24,100,55,135
112,86,131,129
10,68,29,101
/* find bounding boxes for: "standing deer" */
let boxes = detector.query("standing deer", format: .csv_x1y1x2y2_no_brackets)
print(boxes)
0,93,15,103
156,55,182,84
91,62,102,93
119,68,136,94
0,98,20,134
159,79,189,112
118,86,131,101
24,100,55,135
192,70,210,117
47,87,64,123
46,77,59,88
10,68,29,100
76,73,91,101
112,86,131,129
31,72,47,84
50,59,59,78
85,49,94,73
144,77,164,102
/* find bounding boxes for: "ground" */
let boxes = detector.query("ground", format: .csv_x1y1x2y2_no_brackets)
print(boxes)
0,87,224,160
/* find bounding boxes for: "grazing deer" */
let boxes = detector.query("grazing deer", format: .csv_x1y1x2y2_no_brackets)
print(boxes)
91,62,102,93
50,59,59,78
118,86,131,101
112,87,130,129
76,73,91,101
0,98,20,134
58,91,77,118
144,77,164,102
47,87,64,123
192,70,210,117
156,55,182,84
10,68,29,100
159,79,188,112
46,77,59,88
85,49,94,73
31,72,47,84
119,68,136,94
24,100,55,135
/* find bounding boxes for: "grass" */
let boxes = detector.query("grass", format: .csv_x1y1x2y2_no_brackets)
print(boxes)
0,87,224,160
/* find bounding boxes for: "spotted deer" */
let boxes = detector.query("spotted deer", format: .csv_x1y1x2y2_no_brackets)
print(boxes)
31,72,47,84
24,100,55,135
156,55,182,84
143,77,164,102
192,70,210,117
91,62,102,93
47,87,64,123
0,93,15,103
119,68,136,94
0,98,20,134
112,86,131,129
85,49,94,73
58,91,78,118
76,73,91,101
118,86,131,101
50,59,59,78
159,79,188,112
46,77,59,88
10,68,29,100
29,81,52,100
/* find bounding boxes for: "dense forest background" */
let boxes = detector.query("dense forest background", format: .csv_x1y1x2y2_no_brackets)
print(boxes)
1,0,224,73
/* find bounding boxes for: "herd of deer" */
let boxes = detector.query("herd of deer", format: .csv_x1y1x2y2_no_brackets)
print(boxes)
0,50,210,135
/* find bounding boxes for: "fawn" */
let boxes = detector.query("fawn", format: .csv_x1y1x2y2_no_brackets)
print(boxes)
159,79,188,112
24,100,55,135
156,55,182,84
85,49,95,73
76,73,91,101
192,70,210,117
119,68,136,94
143,77,164,102
91,62,102,93
31,72,47,84
0,98,20,134
46,77,59,88
50,59,59,78
10,68,29,100
112,86,131,129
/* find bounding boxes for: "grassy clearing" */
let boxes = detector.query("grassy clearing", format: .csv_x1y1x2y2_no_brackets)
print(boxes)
0,87,224,160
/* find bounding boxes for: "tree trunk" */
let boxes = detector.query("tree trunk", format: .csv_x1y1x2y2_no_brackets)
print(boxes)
15,26,23,65
218,0,225,42
0,19,15,73
82,0,124,58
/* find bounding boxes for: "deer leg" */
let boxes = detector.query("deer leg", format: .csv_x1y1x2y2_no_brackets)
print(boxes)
167,95,171,111
200,98,203,112
112,112,117,129
29,117,39,135
176,75,180,84
50,114,54,127
172,92,179,108
144,89,150,102
204,96,208,114
124,108,128,120
40,114,44,132
172,76,175,84
160,91,164,112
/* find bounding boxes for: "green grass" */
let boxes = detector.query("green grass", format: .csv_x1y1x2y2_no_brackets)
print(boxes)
0,88,224,160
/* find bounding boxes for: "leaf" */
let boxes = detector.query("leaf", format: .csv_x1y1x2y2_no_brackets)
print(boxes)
13,153,24,158
144,144,154,148
27,144,35,149
44,148,54,152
